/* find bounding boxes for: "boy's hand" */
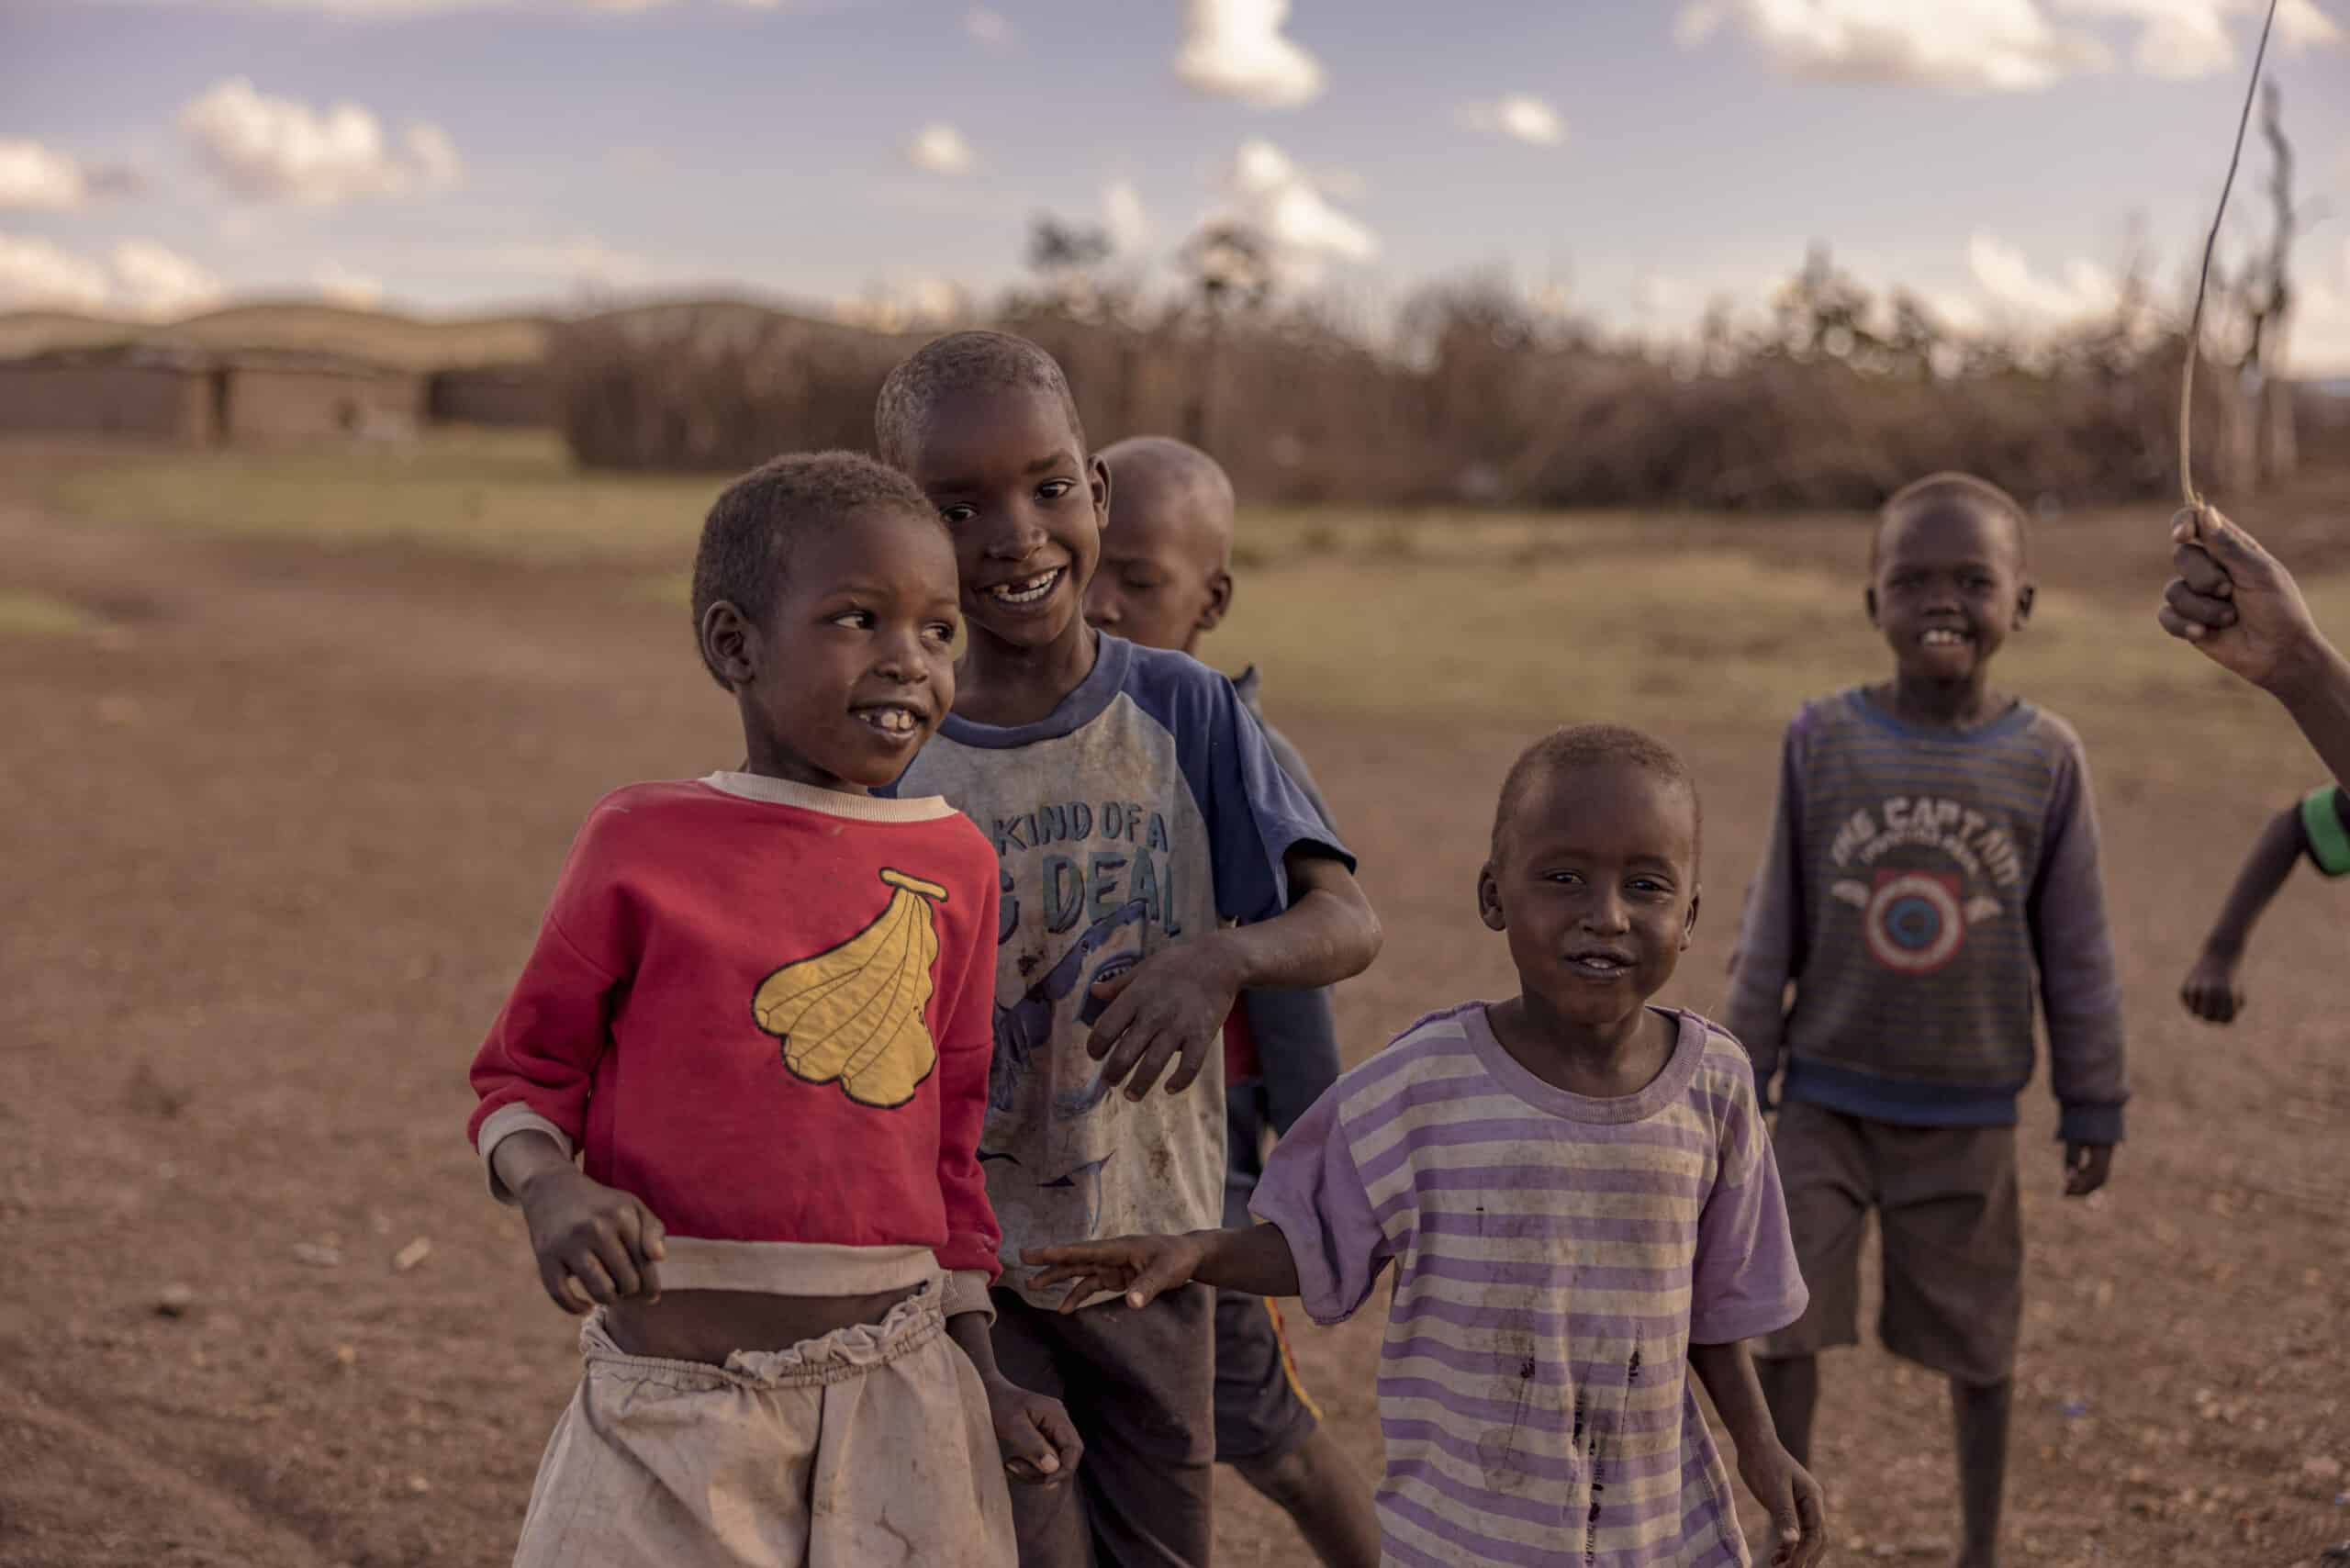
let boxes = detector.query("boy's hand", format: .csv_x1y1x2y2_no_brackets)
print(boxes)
2159,505,2327,695
1023,1234,1207,1313
2063,1142,2114,1197
982,1375,1082,1485
1739,1441,1828,1568
2179,951,2244,1025
516,1166,666,1314
1084,938,1244,1100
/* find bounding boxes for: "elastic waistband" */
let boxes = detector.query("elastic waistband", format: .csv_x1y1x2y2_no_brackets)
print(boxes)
656,1239,937,1295
579,1279,946,1391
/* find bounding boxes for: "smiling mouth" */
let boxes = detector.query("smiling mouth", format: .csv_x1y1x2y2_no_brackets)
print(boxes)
1919,628,1973,647
1561,952,1635,979
852,702,926,740
986,567,1063,608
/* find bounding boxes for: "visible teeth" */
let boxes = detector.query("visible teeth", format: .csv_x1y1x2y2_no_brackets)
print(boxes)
1921,629,1968,645
990,569,1059,605
859,706,920,736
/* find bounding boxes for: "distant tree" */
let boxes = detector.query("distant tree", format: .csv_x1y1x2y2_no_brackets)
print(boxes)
1181,221,1275,316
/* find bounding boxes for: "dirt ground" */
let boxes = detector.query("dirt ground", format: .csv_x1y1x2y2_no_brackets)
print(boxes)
3,444,2347,1567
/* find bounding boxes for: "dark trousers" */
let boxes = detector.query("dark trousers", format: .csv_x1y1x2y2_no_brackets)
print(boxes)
990,1283,1215,1568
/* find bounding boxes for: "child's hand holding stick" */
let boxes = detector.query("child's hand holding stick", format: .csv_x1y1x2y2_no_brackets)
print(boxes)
2159,504,2350,790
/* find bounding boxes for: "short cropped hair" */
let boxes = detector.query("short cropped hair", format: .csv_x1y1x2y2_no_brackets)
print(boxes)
1873,471,2030,569
874,330,1086,471
689,450,937,689
1489,723,1701,865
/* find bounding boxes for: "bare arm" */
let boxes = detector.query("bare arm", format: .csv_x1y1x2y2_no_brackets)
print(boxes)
1690,1340,1828,1568
1023,1222,1303,1311
2199,805,2304,962
1086,853,1381,1099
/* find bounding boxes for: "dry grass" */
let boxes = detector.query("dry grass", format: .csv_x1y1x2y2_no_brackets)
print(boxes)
0,588,99,638
0,302,553,370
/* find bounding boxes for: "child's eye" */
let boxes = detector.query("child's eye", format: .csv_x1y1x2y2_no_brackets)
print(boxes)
938,504,977,526
829,609,873,630
923,621,957,644
1037,479,1074,502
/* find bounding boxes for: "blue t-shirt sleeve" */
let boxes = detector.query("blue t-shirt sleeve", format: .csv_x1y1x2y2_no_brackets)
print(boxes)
1128,649,1354,925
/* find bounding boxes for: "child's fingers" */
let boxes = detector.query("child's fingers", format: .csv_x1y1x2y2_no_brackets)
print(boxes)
566,1249,620,1306
611,1208,658,1300
591,1230,644,1300
996,1405,1066,1483
1092,1014,1158,1086
1035,1399,1083,1477
1159,1035,1211,1096
1119,1032,1182,1100
1123,1251,1196,1308
1084,993,1144,1072
537,1257,589,1316
2164,577,2238,631
2169,537,2233,599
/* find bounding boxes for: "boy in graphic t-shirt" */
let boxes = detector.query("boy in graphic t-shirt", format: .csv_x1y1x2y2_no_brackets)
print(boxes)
876,332,1382,1568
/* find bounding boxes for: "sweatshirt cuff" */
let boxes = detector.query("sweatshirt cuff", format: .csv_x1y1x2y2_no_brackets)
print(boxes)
2057,1101,2125,1145
942,1269,997,1323
476,1103,574,1205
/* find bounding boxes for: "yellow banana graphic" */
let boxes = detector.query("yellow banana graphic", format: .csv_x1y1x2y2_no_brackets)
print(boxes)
755,868,946,1108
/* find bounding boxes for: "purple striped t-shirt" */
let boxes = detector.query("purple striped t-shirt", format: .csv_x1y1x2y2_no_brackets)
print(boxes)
1250,1002,1806,1568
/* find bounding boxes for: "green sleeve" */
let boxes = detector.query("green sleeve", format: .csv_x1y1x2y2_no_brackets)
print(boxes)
2300,787,2350,878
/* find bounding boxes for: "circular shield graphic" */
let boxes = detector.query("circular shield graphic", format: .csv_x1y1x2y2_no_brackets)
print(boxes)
1864,872,1964,972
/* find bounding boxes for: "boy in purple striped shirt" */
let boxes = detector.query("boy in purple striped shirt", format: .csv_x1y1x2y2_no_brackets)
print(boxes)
1030,725,1827,1568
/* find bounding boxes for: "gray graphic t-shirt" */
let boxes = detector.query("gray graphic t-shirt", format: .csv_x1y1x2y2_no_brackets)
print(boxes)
893,634,1350,1305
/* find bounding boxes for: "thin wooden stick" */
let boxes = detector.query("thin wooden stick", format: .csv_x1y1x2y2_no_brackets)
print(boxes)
2179,0,2282,512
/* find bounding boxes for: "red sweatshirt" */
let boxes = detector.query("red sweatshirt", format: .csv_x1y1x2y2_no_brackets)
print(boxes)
469,772,1003,1315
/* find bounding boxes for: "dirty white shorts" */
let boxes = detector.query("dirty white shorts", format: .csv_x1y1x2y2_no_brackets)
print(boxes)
512,1281,1015,1568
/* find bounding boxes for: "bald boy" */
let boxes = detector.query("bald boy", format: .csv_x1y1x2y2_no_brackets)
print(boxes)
1086,437,1380,1568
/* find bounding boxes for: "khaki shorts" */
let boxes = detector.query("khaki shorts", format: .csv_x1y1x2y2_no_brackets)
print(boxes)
514,1282,1015,1568
1757,1099,2022,1386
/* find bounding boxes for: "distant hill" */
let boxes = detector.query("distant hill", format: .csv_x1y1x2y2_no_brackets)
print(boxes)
0,298,555,370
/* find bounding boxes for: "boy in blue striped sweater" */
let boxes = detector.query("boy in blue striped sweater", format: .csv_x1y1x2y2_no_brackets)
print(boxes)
1724,473,2127,1568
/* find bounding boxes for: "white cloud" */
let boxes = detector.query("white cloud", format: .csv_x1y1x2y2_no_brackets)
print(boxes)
111,240,225,318
1460,95,1568,148
1675,0,2107,91
1103,178,1152,254
1175,0,1325,107
964,6,1011,52
0,233,221,318
1679,0,2339,89
1965,232,2121,321
835,274,968,332
316,263,386,308
0,140,90,211
181,77,463,202
2054,0,2341,75
0,232,111,311
1216,138,1378,286
905,124,975,177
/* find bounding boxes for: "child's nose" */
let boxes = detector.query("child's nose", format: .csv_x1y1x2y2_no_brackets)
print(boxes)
982,507,1050,561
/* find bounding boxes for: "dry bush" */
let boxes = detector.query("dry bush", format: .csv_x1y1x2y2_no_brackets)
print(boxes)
550,276,2334,510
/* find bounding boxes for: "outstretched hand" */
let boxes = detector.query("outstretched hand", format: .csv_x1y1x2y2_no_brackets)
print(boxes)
2157,504,2325,693
1023,1234,1207,1314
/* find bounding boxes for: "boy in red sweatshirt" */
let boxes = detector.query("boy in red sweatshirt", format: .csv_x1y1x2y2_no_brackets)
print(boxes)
468,451,1078,1567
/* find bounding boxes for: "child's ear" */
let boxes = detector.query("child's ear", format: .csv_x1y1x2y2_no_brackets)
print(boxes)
2013,582,2035,629
1863,585,1881,626
701,601,758,689
1089,454,1112,521
1477,865,1506,932
1682,887,1700,952
1198,569,1234,635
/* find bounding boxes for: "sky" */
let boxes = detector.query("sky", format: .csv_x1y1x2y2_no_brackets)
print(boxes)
3,0,2349,369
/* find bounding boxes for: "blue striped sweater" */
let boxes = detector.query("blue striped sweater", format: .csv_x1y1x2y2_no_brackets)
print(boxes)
1724,689,2127,1144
